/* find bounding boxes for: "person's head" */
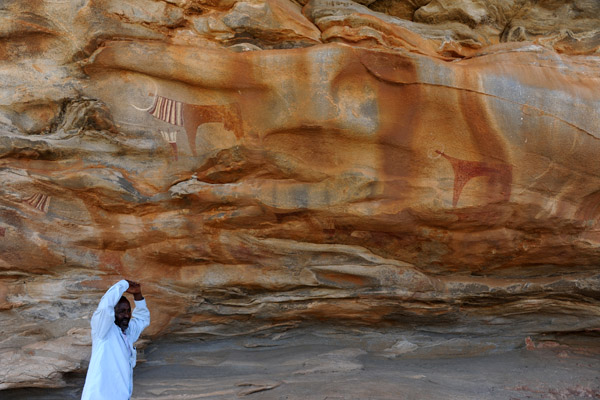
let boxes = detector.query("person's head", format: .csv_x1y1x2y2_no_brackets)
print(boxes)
114,296,131,333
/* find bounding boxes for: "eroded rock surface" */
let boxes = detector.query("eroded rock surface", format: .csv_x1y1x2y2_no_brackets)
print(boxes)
4,329,600,399
0,0,599,391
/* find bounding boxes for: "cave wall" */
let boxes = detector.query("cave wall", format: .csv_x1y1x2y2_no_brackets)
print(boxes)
0,0,599,389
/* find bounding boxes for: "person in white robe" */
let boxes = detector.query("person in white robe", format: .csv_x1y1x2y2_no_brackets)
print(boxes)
81,279,150,400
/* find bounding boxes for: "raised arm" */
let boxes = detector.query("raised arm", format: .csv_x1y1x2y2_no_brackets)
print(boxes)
90,279,129,339
126,280,150,342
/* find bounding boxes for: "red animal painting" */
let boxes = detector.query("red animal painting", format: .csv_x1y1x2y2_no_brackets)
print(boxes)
23,192,50,213
135,94,244,156
437,151,512,207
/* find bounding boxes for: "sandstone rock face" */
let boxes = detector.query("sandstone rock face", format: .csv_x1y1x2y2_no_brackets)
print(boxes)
1,0,599,390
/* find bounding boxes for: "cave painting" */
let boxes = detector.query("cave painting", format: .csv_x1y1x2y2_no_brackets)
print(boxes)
23,192,50,213
132,89,244,156
437,151,512,207
160,130,178,160
575,191,600,223
0,227,5,237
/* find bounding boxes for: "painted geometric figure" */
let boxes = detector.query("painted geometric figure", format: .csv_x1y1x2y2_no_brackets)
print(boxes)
160,130,179,161
23,192,51,213
150,97,184,126
437,151,512,207
134,93,244,156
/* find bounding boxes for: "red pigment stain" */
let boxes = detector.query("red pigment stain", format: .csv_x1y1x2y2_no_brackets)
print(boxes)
170,142,178,161
99,251,124,275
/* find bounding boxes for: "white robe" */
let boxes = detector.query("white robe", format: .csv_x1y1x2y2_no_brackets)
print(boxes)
81,280,151,400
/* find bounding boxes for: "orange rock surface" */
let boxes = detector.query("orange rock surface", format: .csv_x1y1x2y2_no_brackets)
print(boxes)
0,0,599,389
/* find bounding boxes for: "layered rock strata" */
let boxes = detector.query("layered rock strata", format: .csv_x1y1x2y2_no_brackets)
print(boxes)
0,0,599,389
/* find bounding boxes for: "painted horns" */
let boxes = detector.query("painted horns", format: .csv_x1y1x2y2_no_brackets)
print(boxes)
130,77,158,112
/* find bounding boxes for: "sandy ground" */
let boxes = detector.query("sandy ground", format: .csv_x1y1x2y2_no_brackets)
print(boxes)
4,328,600,399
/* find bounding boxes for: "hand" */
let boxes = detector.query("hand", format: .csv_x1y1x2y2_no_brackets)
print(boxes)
125,280,144,301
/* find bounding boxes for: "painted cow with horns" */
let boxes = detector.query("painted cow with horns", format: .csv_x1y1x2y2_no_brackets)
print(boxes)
132,80,244,156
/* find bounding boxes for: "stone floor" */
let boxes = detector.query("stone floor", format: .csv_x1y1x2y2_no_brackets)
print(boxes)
4,328,600,399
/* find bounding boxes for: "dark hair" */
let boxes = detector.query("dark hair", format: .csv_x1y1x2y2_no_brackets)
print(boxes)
117,296,130,305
